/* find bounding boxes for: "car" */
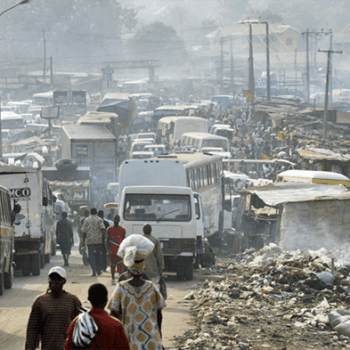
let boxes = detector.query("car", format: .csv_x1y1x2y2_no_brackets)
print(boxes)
143,144,167,156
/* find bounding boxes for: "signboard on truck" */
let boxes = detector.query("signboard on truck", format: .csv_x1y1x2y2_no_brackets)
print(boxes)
53,90,87,121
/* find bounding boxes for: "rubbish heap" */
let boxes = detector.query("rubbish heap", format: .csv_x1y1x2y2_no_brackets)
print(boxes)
174,243,350,349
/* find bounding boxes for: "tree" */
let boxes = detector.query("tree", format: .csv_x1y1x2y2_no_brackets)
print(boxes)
129,22,187,66
0,0,138,71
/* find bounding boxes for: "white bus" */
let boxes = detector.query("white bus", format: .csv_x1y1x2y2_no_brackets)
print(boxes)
181,132,229,152
118,153,232,238
119,185,204,280
158,116,208,147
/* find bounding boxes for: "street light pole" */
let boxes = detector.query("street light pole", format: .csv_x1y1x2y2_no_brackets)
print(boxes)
0,0,31,159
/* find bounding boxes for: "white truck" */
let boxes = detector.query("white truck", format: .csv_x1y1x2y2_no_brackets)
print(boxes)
119,185,205,280
0,166,56,276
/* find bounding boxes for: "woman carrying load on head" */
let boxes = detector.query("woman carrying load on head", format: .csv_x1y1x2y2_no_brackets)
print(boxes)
107,234,166,350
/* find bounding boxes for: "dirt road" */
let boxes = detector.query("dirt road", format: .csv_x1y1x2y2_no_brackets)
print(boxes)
0,242,199,349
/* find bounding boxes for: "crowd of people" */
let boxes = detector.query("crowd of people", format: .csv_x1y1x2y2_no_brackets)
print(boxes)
26,209,166,350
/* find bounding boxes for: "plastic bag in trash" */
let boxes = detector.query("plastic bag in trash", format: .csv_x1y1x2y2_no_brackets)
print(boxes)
118,234,155,267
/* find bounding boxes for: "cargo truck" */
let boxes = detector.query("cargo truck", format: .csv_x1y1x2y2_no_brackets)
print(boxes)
0,166,55,276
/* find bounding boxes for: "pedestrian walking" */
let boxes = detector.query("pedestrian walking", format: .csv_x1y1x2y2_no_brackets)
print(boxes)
78,209,90,266
64,283,130,350
56,211,74,266
25,266,81,350
108,235,166,350
81,208,106,276
98,210,112,272
143,223,164,288
106,215,126,285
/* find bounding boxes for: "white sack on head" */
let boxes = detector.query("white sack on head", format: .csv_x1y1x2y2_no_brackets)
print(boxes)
118,234,155,267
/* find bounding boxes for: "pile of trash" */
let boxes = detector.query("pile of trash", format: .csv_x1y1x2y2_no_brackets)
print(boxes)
174,244,350,349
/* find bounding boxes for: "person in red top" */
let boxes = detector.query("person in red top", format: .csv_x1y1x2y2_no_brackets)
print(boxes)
107,215,126,285
64,282,130,350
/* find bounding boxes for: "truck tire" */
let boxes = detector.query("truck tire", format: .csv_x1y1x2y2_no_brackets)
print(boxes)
40,251,45,268
184,258,194,280
0,266,4,296
32,253,41,276
4,263,13,289
176,257,193,281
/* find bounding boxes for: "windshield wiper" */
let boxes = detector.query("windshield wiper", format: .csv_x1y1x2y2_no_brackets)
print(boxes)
156,209,180,223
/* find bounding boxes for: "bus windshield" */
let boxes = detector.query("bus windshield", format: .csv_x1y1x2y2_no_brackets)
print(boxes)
202,138,228,149
123,194,191,222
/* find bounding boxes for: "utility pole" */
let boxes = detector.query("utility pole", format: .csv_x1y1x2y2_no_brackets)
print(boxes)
40,28,50,84
230,36,234,95
302,29,310,102
318,48,342,140
248,22,254,99
302,29,332,103
241,19,259,103
50,56,54,89
260,21,270,101
220,37,224,90
329,30,333,105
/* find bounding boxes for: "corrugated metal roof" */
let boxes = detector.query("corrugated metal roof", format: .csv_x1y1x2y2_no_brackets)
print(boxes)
240,182,350,206
62,124,115,140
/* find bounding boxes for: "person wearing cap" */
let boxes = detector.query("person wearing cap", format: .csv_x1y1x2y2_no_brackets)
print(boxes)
106,215,126,285
143,223,164,289
81,208,106,276
64,283,130,350
25,266,81,350
108,235,166,350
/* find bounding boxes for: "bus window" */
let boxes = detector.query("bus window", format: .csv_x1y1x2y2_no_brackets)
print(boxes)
195,168,201,189
207,165,212,185
203,166,208,187
212,163,218,184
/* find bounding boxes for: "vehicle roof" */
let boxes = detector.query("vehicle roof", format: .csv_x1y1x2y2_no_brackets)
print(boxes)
144,144,166,148
155,105,198,111
157,152,221,165
78,111,118,124
123,185,193,194
182,132,229,140
277,170,350,180
62,124,115,140
131,151,155,155
132,139,154,144
158,116,207,123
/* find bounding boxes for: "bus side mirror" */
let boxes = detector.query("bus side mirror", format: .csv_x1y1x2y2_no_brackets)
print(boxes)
43,197,48,207
223,199,231,211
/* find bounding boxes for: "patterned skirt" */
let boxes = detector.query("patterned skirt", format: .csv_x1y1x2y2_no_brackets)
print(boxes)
109,253,125,273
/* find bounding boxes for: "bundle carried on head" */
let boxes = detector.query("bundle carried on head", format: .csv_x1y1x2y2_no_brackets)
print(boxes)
118,234,155,267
